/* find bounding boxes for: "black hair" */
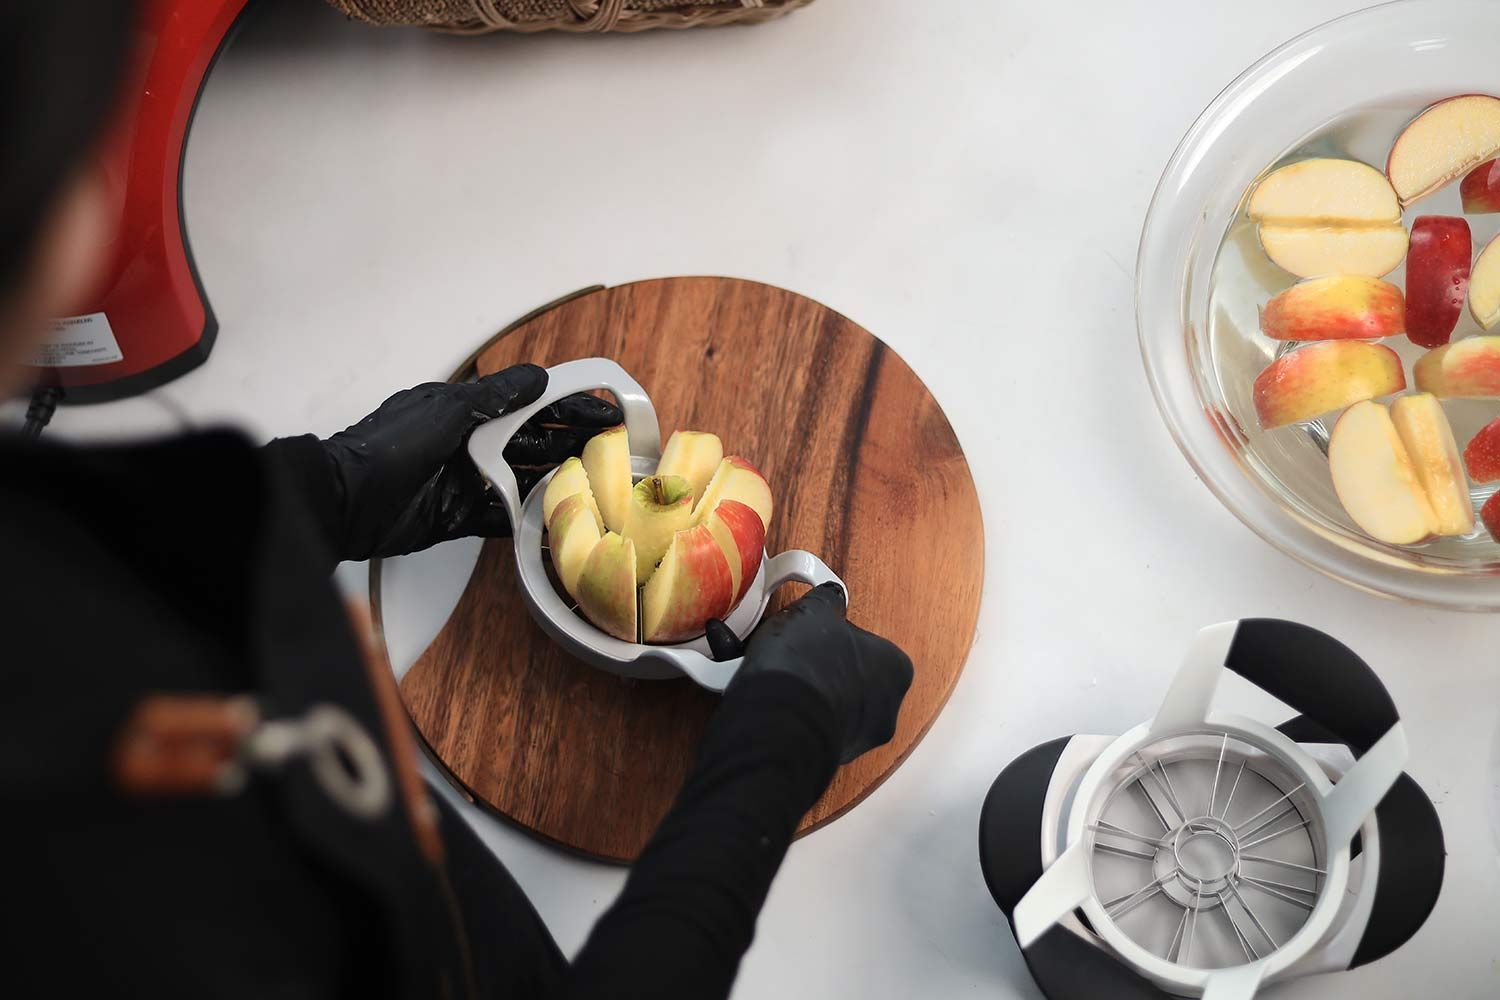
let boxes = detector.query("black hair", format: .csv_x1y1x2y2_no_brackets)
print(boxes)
1,2,138,302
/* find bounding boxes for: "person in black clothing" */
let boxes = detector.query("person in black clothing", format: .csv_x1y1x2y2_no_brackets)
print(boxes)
1,4,914,998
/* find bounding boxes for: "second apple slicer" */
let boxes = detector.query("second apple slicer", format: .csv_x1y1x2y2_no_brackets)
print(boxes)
466,358,844,693
979,619,1445,1000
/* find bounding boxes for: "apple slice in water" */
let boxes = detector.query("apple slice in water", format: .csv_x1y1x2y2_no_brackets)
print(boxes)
1464,417,1500,483
1259,276,1404,341
1460,158,1500,213
1329,401,1438,545
1414,337,1500,398
1390,393,1473,537
1252,341,1405,429
1482,492,1500,541
1469,234,1500,330
1257,224,1408,279
1248,158,1401,224
1404,216,1471,349
1387,94,1500,207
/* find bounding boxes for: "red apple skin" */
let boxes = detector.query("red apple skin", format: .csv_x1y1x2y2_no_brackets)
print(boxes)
1461,159,1500,213
1260,276,1404,341
1405,216,1473,348
642,525,734,644
1483,492,1500,540
1464,417,1500,482
1253,341,1406,429
710,500,765,604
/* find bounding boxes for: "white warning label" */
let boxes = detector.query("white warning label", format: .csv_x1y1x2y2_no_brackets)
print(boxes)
29,312,125,368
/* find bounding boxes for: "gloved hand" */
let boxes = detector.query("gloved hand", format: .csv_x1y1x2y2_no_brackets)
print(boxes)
706,583,913,765
309,364,621,561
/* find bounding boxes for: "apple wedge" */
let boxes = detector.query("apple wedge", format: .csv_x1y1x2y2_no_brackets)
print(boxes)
580,426,632,534
1461,158,1500,213
704,499,765,604
640,524,734,644
656,430,723,502
1387,95,1500,206
1248,159,1401,225
1390,393,1473,536
1414,337,1500,397
1405,216,1472,348
1257,224,1409,279
1464,417,1500,483
1482,492,1500,540
547,494,602,597
624,475,694,582
542,456,603,532
574,532,638,641
1260,275,1404,341
1328,401,1438,545
1252,341,1406,429
693,456,774,530
1469,234,1500,329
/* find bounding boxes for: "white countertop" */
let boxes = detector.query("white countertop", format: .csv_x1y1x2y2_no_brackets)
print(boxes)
27,0,1500,995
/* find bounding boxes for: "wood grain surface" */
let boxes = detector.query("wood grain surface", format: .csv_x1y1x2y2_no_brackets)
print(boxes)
394,277,983,862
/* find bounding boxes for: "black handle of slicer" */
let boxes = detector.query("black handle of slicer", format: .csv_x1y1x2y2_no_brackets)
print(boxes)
1226,618,1399,756
979,739,1174,1000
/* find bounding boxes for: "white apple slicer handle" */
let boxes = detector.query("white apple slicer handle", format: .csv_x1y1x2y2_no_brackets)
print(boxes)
467,358,661,527
651,551,847,694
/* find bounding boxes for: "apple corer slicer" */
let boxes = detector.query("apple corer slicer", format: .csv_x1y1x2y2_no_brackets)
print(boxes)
979,618,1445,1000
467,358,845,693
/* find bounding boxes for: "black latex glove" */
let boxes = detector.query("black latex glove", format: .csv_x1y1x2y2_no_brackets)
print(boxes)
318,364,621,561
706,583,913,765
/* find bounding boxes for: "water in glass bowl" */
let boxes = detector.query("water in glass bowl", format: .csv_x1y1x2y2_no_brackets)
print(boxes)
1207,100,1500,566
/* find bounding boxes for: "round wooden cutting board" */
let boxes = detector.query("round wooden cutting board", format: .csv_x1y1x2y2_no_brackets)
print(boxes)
390,277,983,862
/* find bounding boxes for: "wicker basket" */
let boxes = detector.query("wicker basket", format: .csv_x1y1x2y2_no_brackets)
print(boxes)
325,0,814,34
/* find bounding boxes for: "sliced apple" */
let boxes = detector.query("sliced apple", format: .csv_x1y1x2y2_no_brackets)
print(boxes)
1252,341,1406,429
1405,216,1472,348
1248,158,1400,225
580,426,632,534
1260,275,1404,341
693,456,774,530
1390,393,1473,536
1257,223,1409,279
1464,417,1500,483
624,475,694,582
1482,492,1500,540
542,456,603,532
1387,94,1500,207
547,494,603,597
574,532,638,642
704,499,765,604
1469,234,1500,329
1328,401,1438,545
1414,336,1500,397
1461,158,1500,213
656,430,723,503
640,524,735,644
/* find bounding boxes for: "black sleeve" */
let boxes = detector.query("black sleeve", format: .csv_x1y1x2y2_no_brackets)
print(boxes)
562,671,841,1000
261,434,346,570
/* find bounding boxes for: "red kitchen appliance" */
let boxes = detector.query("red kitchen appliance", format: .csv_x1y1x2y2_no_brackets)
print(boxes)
28,0,250,403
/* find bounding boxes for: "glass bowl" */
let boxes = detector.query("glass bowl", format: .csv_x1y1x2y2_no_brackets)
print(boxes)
1138,0,1500,611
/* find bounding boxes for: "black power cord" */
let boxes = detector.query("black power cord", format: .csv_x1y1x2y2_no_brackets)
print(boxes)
21,385,63,437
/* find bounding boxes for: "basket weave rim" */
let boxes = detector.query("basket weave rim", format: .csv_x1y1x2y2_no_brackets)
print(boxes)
460,0,781,32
